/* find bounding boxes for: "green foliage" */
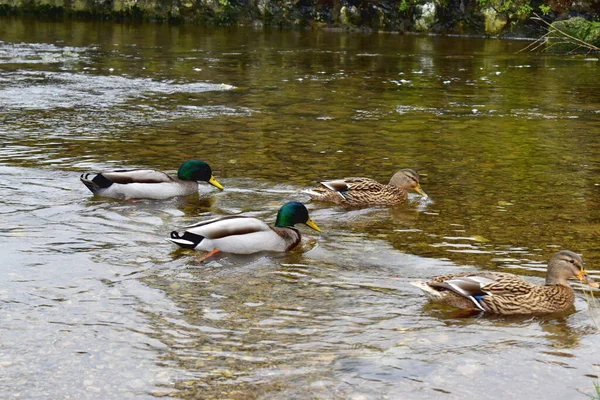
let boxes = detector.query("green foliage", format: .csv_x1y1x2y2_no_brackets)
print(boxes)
515,3,532,19
539,4,551,15
0,0,593,32
398,0,409,13
479,0,535,21
546,17,600,53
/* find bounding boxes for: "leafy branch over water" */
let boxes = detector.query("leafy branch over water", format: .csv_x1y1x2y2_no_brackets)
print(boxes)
520,14,600,54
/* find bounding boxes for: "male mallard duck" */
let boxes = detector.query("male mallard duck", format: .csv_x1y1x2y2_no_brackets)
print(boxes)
304,168,427,207
168,201,321,261
411,250,599,315
80,160,224,200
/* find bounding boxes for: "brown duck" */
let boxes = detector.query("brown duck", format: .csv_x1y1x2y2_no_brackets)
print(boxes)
303,168,428,207
411,250,598,315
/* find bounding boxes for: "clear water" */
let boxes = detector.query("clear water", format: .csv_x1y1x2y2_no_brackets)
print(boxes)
1,18,600,399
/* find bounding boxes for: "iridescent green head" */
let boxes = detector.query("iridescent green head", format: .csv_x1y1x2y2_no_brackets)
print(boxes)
274,201,321,232
177,160,224,190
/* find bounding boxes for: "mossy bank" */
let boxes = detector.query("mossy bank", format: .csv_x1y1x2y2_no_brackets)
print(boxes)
1,0,599,37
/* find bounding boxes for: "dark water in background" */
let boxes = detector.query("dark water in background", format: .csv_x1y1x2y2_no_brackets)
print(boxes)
1,17,600,399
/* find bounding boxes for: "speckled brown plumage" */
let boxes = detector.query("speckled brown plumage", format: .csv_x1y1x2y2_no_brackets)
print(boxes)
411,250,598,315
304,169,428,207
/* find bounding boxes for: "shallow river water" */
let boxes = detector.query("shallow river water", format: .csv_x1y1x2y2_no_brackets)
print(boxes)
1,17,600,399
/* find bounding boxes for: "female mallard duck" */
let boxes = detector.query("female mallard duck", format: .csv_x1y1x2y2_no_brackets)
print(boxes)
168,201,321,261
304,168,427,207
411,250,598,315
80,160,224,200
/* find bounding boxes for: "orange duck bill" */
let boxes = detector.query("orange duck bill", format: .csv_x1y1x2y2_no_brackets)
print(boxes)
577,269,599,288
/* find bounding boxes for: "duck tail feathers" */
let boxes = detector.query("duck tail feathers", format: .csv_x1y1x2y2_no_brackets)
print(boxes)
168,231,205,249
410,281,449,303
80,173,100,193
80,173,113,193
301,188,324,199
410,281,435,294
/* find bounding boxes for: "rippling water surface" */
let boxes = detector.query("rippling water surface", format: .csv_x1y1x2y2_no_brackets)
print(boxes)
1,18,600,399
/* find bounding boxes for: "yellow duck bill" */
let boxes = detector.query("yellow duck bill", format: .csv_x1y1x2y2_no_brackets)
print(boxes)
209,175,224,190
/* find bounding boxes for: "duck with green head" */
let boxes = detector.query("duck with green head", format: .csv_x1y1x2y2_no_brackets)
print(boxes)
80,160,224,200
411,250,599,315
304,168,428,207
168,201,321,261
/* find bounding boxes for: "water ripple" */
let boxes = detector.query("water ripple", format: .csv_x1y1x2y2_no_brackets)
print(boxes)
0,71,235,110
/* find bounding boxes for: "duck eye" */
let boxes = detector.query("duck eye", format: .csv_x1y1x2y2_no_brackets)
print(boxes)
568,259,575,264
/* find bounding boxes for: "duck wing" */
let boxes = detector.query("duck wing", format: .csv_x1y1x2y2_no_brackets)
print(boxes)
313,177,381,200
428,272,531,295
182,216,270,239
427,272,531,311
429,275,496,297
322,177,382,192
98,169,174,184
169,216,272,249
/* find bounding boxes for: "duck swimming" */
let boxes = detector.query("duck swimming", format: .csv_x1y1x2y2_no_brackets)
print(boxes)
411,250,598,315
80,159,223,200
168,201,321,261
304,168,427,207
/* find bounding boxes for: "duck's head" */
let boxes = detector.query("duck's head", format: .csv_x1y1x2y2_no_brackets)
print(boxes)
389,169,427,198
178,160,224,190
546,250,598,288
275,201,321,232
